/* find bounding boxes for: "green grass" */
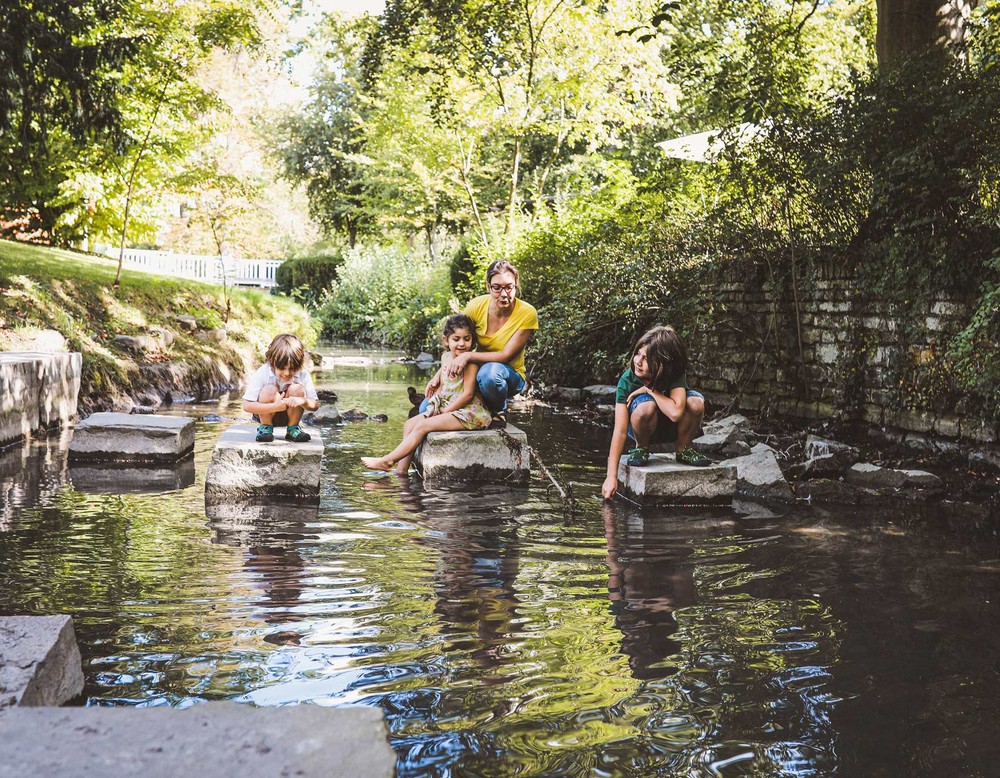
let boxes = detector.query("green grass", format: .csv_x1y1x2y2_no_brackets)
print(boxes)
0,239,317,408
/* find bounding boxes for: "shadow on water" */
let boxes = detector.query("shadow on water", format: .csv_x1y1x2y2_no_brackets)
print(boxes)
2,342,1000,775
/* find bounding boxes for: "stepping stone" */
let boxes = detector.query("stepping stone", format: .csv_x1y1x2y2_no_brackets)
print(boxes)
0,702,395,777
69,461,196,494
69,413,195,464
0,615,84,709
414,424,530,484
720,449,795,504
617,453,737,504
206,498,320,548
0,357,41,446
205,424,323,500
0,352,81,443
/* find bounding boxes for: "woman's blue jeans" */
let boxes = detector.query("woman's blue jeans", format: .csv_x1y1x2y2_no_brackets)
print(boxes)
419,362,525,415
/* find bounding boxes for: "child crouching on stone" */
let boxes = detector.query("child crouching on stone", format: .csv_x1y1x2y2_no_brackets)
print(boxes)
243,334,319,443
362,314,492,475
602,325,710,500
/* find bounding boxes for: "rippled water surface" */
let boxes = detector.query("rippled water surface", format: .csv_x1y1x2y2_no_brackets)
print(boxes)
2,344,1000,776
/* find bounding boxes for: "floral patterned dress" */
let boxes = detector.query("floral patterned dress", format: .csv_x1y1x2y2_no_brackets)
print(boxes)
426,365,493,430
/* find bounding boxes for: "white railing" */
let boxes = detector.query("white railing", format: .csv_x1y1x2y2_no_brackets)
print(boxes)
107,248,282,288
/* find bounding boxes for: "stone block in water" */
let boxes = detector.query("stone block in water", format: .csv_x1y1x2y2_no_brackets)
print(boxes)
617,453,737,504
69,460,196,494
414,424,530,484
0,358,41,446
205,423,323,499
0,352,82,446
0,703,395,777
0,615,84,709
68,413,195,464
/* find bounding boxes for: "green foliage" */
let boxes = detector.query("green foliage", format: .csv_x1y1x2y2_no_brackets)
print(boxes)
315,245,452,354
275,254,344,303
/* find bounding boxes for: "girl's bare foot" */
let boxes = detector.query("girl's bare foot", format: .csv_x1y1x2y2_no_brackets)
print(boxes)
361,456,394,471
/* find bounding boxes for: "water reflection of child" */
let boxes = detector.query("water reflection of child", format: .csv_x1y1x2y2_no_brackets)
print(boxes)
362,314,492,475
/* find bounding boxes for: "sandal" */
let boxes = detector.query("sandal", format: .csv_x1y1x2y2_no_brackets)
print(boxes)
285,425,312,443
255,424,274,443
676,447,712,467
488,412,507,430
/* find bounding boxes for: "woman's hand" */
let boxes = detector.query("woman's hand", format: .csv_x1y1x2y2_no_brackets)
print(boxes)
602,475,618,500
447,351,471,378
627,386,651,404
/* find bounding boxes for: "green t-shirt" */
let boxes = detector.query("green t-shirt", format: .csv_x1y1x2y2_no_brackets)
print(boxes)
615,368,689,404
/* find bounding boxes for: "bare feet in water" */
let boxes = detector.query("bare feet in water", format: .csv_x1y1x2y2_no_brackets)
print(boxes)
361,456,394,471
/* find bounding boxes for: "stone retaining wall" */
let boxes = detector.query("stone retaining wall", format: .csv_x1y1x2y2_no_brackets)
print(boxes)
0,352,81,447
686,258,996,451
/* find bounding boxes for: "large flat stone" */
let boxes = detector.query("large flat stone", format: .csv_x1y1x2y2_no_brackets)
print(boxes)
205,423,323,499
69,413,195,464
0,615,84,710
0,358,41,446
0,702,395,778
0,352,81,430
414,425,530,484
617,454,737,504
720,449,796,504
69,461,196,494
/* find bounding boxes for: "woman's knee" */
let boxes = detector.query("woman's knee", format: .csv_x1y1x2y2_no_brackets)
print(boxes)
478,363,506,389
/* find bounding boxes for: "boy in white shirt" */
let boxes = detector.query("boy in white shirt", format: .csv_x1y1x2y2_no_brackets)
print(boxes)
242,334,320,442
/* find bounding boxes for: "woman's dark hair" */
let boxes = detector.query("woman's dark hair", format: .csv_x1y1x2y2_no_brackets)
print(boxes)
443,313,478,348
631,325,688,390
485,259,520,290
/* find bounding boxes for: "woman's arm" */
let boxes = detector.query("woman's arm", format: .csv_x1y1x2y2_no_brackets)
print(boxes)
447,329,533,377
602,403,631,499
439,364,479,414
628,385,687,422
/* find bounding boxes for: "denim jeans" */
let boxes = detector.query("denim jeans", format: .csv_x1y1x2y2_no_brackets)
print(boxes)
627,389,704,443
420,362,525,416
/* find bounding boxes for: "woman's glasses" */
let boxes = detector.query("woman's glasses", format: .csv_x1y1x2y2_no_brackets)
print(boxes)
489,283,516,294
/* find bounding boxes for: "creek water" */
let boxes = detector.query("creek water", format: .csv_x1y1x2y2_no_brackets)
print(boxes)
2,343,999,776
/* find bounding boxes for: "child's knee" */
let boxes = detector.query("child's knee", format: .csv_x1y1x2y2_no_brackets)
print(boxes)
258,384,278,402
630,400,659,426
686,395,705,420
285,383,306,397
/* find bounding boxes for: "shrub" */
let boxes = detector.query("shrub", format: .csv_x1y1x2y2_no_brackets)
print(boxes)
275,254,343,303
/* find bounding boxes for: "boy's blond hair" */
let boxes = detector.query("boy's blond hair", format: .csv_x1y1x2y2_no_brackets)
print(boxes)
265,334,305,372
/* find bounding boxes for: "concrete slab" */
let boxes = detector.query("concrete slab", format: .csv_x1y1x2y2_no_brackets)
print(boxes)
414,425,530,484
69,460,196,494
0,702,396,778
0,352,81,430
205,424,323,499
69,413,195,464
206,498,320,548
0,615,84,710
617,454,737,504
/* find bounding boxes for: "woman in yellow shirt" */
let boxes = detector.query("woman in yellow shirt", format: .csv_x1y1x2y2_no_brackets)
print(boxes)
425,260,539,427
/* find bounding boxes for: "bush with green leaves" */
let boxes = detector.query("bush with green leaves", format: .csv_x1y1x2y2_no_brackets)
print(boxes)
275,254,343,303
315,245,452,354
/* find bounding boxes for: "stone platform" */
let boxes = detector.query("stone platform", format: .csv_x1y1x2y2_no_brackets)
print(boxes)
0,615,84,710
205,424,323,500
0,352,81,446
0,702,396,777
69,413,195,464
414,425,530,484
617,453,737,504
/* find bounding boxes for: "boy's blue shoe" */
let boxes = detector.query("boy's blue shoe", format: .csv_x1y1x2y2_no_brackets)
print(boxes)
626,446,650,466
285,424,311,442
255,424,274,443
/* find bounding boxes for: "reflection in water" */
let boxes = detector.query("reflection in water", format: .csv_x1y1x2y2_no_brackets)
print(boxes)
0,344,999,776
69,460,196,494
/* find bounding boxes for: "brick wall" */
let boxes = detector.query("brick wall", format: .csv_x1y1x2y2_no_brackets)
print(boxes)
686,258,997,446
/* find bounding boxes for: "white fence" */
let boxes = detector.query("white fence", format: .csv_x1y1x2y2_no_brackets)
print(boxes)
108,248,282,288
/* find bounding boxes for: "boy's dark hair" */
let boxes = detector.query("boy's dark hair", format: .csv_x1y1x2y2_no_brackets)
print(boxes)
443,314,478,348
265,334,305,372
631,325,688,390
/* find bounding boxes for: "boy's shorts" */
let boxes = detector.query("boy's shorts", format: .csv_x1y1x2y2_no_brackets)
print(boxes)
252,411,289,427
627,389,704,444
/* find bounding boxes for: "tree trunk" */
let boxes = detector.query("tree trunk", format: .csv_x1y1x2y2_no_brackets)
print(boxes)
505,136,523,235
875,0,977,67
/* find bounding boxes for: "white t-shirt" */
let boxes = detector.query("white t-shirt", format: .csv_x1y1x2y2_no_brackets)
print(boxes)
243,364,319,402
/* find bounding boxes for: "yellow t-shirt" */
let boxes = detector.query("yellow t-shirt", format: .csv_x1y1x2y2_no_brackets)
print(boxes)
464,295,539,379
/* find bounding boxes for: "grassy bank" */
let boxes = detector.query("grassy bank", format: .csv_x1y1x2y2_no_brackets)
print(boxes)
0,240,317,411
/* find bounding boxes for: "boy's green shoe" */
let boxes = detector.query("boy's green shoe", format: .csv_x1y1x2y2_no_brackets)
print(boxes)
676,447,712,467
626,446,650,466
285,424,311,443
255,424,274,443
